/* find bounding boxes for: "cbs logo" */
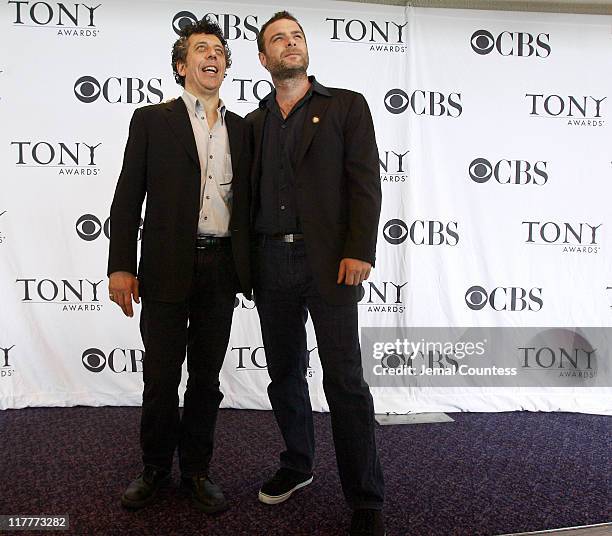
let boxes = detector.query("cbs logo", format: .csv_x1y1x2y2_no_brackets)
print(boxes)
172,11,258,40
384,88,462,117
470,30,550,57
383,219,459,246
465,285,543,312
74,76,163,104
76,215,143,242
468,158,548,185
82,347,144,373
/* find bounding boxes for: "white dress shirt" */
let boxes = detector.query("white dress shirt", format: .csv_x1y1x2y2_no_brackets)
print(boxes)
181,90,233,237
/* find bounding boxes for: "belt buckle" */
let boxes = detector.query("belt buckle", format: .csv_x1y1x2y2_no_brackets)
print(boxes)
197,236,214,249
285,234,295,243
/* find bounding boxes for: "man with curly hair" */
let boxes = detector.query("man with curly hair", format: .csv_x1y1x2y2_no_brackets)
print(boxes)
108,17,250,513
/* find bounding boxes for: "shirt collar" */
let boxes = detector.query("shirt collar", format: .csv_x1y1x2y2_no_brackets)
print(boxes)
182,89,227,124
258,75,331,110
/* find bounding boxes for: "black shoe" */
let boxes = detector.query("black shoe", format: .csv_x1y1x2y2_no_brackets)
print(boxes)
121,466,170,509
181,475,229,514
349,509,386,536
258,468,313,505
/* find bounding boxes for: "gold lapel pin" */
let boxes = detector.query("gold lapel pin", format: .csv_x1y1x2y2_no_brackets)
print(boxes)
312,116,320,124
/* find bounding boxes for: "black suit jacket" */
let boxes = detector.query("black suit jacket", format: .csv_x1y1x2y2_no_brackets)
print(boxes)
108,97,251,302
246,82,382,305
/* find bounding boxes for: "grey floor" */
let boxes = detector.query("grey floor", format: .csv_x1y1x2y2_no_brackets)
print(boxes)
500,522,612,536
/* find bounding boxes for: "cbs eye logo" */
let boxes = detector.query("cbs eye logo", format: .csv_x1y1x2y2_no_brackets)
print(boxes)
383,219,409,245
468,158,493,183
380,353,407,369
172,11,198,34
82,347,106,372
76,214,109,241
465,286,488,310
384,89,409,114
74,76,100,103
470,30,495,55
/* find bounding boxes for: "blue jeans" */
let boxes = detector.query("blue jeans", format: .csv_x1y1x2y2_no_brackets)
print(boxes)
253,237,384,509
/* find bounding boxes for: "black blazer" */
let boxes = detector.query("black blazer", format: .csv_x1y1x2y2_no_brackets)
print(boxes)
246,83,381,305
108,97,251,302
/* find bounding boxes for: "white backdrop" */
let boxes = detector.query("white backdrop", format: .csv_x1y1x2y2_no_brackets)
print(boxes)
1,0,611,414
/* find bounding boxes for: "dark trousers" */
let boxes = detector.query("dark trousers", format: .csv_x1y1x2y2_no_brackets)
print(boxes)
139,244,237,477
253,238,385,510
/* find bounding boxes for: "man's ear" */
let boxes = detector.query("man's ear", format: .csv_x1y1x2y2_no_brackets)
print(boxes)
258,51,268,70
176,61,186,77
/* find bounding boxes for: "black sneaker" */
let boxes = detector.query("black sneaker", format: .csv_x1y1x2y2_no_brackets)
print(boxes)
121,466,170,509
349,509,386,536
258,468,313,505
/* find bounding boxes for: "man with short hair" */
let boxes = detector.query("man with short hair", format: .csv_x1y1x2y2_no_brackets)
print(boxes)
108,16,250,513
247,11,385,536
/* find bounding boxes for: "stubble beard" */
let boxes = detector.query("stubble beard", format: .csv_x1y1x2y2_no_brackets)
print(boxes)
267,53,309,81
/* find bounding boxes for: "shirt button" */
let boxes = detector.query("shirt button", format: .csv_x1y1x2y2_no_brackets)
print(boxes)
206,196,210,200
209,175,213,179
209,155,213,159
280,205,286,210
281,124,287,129
204,216,208,220
200,116,205,120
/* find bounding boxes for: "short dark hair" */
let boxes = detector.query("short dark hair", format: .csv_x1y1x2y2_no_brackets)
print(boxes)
172,16,232,87
257,11,306,53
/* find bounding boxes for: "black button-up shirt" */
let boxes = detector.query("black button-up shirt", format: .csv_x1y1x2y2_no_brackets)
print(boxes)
254,76,330,235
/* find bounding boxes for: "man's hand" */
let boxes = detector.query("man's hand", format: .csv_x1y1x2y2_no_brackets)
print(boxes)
337,258,372,286
108,271,140,317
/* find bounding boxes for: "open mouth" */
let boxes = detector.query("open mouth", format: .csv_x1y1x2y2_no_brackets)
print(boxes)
202,66,218,73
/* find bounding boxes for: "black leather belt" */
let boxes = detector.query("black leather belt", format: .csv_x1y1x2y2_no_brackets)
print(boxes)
268,233,305,243
196,235,231,249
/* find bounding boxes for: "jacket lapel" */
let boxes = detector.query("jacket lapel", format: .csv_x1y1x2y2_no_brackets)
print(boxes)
164,97,199,169
295,93,331,171
225,112,242,179
250,107,267,201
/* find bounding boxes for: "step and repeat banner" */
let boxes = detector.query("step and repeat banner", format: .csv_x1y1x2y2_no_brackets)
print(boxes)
1,1,611,414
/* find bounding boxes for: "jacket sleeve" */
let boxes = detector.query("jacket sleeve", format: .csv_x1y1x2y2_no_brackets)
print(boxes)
107,107,147,276
341,93,382,266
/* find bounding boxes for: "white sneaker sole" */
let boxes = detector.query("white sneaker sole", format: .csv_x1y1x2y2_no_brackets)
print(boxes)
258,476,314,505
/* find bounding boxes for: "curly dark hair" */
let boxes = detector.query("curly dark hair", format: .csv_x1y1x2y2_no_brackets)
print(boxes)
257,11,306,53
171,16,232,87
